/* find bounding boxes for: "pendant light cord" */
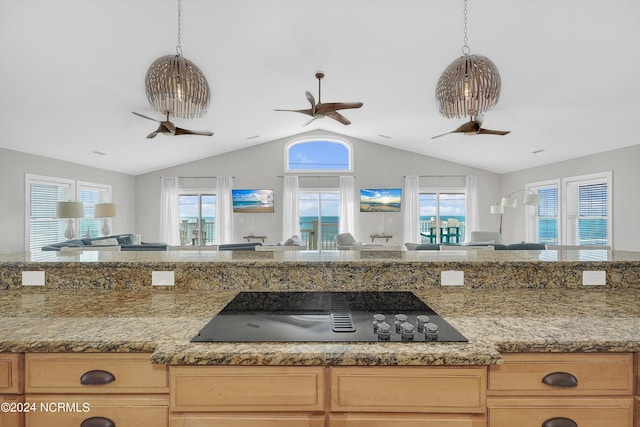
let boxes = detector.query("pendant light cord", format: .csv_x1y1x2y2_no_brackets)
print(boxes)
462,0,470,55
176,0,183,56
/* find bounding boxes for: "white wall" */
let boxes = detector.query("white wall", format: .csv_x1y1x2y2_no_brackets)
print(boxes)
500,144,640,251
0,148,136,253
135,130,502,246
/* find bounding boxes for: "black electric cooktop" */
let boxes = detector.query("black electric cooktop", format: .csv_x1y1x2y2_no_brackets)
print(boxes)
191,291,467,343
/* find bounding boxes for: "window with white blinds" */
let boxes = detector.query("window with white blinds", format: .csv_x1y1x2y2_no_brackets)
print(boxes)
526,172,612,247
564,173,611,246
25,175,112,252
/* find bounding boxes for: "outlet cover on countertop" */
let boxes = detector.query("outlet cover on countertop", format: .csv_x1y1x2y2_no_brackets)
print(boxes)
583,270,606,286
22,271,45,286
152,271,175,286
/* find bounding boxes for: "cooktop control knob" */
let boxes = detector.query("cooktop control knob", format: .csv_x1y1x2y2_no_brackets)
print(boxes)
416,315,430,332
372,314,386,332
394,314,408,333
400,322,415,341
377,322,391,341
424,323,439,341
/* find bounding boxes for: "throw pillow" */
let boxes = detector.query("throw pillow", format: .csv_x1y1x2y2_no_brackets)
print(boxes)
115,234,135,245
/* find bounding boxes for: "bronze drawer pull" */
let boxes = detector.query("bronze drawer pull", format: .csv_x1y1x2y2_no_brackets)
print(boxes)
80,370,116,386
542,417,577,427
542,372,578,388
80,416,116,427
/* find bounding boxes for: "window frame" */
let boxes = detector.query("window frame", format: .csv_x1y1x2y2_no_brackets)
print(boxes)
178,187,216,245
77,180,112,239
525,179,560,244
418,186,467,244
284,137,354,174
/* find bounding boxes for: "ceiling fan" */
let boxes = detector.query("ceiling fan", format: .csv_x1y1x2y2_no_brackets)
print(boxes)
131,112,213,139
275,72,363,126
431,114,510,139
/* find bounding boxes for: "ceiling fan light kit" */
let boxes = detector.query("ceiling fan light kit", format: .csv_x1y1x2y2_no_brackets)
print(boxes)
433,0,509,138
138,0,213,138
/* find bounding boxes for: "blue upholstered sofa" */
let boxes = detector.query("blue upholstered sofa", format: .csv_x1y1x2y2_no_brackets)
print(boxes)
41,234,167,251
409,243,546,250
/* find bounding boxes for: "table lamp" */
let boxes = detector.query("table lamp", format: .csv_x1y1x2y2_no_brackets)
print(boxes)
56,201,84,240
94,203,117,236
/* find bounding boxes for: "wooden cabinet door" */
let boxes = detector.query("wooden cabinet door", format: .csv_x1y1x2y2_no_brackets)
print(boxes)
170,413,325,427
329,413,486,427
0,394,24,427
0,354,23,394
25,395,168,427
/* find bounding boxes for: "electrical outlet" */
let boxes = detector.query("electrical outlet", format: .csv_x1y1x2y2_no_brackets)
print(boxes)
441,270,464,286
22,271,45,286
152,271,175,286
583,270,606,286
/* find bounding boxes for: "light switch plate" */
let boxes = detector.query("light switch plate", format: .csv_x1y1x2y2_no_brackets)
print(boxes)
582,270,606,286
22,271,45,286
441,270,464,286
152,271,175,286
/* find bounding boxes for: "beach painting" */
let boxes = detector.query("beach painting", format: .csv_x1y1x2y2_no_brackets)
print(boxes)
232,189,275,213
360,188,402,212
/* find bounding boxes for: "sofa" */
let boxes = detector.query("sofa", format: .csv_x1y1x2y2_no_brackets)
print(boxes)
218,242,263,251
41,234,168,251
406,242,546,251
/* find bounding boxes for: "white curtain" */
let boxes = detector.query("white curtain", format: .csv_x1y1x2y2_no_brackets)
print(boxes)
282,175,300,239
403,175,420,245
215,176,234,244
339,176,355,234
465,175,479,242
159,176,180,245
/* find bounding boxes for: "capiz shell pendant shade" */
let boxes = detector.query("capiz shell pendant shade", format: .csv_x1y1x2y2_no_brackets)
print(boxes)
436,54,501,119
145,54,211,119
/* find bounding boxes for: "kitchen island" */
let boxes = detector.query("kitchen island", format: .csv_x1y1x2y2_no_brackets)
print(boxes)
1,249,639,426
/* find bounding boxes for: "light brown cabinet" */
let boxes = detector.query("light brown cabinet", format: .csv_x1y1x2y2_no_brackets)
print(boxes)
24,353,169,427
1,354,24,427
488,353,634,427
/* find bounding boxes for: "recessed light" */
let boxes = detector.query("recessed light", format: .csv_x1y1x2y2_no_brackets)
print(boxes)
378,134,392,139
91,150,106,156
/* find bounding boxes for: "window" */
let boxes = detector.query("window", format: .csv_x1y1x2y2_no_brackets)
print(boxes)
526,172,612,247
419,190,466,244
299,190,340,250
285,139,353,172
179,191,216,245
77,181,112,239
25,175,113,252
526,180,559,244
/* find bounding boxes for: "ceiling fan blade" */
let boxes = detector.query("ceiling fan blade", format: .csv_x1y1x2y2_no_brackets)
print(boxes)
302,117,317,127
174,128,214,136
320,102,363,111
274,108,314,117
305,91,317,116
132,111,160,122
478,128,511,135
146,131,160,139
325,110,352,125
431,131,454,139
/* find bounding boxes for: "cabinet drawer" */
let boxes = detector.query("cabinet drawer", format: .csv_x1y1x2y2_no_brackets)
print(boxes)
0,354,23,394
170,413,325,427
25,395,169,427
487,397,633,427
330,366,486,413
330,413,486,427
170,366,325,412
1,394,24,427
25,353,168,393
488,353,633,396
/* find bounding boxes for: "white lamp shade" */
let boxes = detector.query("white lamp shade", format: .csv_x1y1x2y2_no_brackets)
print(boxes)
524,193,541,205
490,205,505,215
500,197,518,208
56,201,84,219
94,203,116,218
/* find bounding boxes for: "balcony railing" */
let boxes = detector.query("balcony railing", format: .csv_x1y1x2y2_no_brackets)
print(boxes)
180,220,215,246
300,220,339,251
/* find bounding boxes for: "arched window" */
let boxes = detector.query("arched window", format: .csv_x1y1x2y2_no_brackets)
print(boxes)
285,138,353,172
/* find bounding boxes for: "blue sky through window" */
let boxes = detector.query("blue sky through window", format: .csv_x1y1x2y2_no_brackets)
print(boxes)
288,140,350,170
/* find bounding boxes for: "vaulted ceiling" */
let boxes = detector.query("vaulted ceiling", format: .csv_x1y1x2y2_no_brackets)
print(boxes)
1,0,638,176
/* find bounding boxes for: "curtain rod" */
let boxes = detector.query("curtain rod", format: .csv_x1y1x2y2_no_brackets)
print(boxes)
404,174,471,178
160,176,234,179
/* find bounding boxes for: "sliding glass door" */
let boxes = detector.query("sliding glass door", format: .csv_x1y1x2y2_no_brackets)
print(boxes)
419,192,466,244
299,191,340,251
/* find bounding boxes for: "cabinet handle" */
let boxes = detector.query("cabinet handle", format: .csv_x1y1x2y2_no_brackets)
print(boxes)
542,417,578,427
80,369,116,385
80,416,116,427
541,372,578,388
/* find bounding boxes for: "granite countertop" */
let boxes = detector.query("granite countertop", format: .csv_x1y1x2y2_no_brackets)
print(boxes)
2,287,639,366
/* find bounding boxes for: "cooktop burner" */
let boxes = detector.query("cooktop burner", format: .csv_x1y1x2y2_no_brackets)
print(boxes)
191,291,467,343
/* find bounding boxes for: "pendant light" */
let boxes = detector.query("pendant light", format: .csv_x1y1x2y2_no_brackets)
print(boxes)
435,0,501,119
145,0,210,119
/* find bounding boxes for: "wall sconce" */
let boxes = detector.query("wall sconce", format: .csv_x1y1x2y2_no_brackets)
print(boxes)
56,201,85,240
94,203,117,236
490,190,540,233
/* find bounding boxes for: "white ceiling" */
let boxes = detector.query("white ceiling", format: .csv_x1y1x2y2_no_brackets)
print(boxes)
1,0,639,176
